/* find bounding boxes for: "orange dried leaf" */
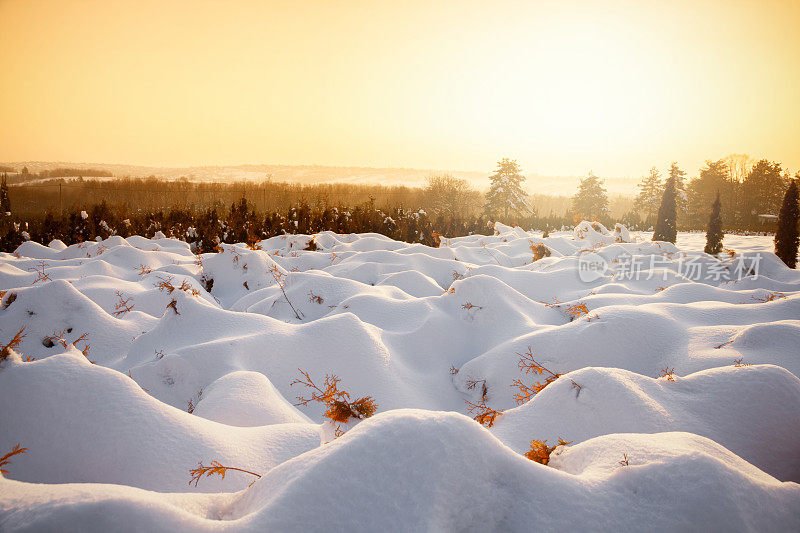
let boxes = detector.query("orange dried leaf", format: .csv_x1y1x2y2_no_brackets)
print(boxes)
0,443,28,475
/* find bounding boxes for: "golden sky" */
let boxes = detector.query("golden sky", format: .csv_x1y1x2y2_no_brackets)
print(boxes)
1,0,799,178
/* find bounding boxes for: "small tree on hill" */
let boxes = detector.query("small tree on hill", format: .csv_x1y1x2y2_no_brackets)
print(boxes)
653,176,677,243
704,191,723,255
484,158,532,220
774,180,799,268
571,173,609,221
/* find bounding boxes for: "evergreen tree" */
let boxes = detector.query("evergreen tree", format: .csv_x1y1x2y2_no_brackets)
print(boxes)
742,159,785,226
704,191,723,255
571,173,609,221
0,174,10,214
633,167,663,224
669,162,687,222
686,159,730,228
484,158,532,220
653,176,677,243
774,180,799,268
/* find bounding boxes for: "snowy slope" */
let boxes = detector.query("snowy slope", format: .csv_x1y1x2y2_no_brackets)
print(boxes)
2,413,798,531
1,222,799,530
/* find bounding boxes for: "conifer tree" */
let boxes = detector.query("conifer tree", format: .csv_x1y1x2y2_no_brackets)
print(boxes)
633,167,663,224
774,180,799,268
0,174,10,214
571,173,609,221
669,162,687,220
704,191,723,255
484,158,532,220
653,176,677,243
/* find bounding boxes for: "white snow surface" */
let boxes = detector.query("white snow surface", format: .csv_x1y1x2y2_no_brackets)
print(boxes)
1,223,799,531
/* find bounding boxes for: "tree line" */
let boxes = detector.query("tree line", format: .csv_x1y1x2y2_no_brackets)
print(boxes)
1,156,795,232
0,195,497,252
4,166,113,184
631,157,795,230
2,155,799,259
0,173,624,231
650,170,799,269
447,155,797,233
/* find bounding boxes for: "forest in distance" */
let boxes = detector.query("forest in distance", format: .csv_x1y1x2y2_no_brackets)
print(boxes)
1,154,797,252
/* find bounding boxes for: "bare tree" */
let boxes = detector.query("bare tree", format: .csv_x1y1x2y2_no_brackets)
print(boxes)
423,174,481,217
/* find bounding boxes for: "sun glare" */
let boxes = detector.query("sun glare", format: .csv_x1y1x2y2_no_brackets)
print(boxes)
1,0,799,176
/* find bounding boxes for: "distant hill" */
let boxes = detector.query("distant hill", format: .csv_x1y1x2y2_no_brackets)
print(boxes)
1,161,639,196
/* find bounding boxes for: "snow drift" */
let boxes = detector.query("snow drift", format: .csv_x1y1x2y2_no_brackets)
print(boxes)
1,223,799,530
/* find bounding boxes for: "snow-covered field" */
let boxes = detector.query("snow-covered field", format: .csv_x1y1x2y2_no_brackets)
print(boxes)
1,222,799,531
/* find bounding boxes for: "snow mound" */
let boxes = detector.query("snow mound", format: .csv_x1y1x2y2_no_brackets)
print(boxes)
5,411,798,531
2,226,799,530
193,371,311,426
0,279,146,365
0,350,319,493
492,364,800,481
228,413,798,530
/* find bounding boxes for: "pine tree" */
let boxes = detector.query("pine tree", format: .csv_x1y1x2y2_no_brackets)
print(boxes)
571,173,609,221
0,174,10,214
484,158,532,220
633,167,663,224
669,162,687,221
704,191,723,255
653,176,677,243
774,180,799,269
